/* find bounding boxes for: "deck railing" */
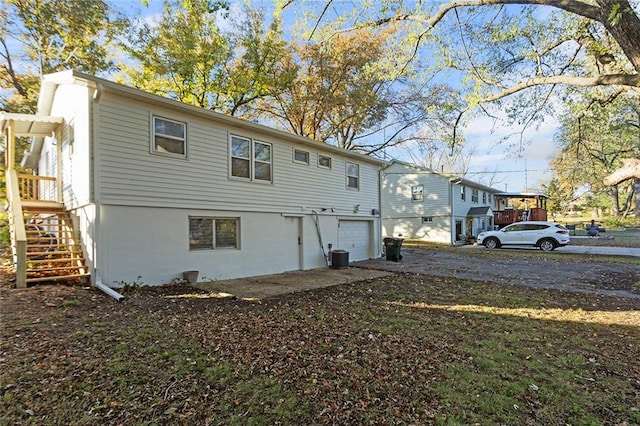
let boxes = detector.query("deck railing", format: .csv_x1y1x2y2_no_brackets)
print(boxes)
17,174,57,201
494,209,520,225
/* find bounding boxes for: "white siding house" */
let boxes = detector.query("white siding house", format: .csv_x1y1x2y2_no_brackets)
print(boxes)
381,161,498,244
22,70,384,287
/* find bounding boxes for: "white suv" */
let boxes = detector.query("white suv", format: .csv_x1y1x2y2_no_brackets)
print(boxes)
477,221,570,252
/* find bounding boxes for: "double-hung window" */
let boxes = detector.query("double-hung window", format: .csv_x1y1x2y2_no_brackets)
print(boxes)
189,217,239,250
346,162,359,189
461,186,466,201
153,116,186,156
472,188,479,203
412,185,424,202
230,135,272,182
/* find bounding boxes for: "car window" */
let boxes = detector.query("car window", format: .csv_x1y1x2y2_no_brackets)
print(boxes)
524,224,549,231
504,224,525,232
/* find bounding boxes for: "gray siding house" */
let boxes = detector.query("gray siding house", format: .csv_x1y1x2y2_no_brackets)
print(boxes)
381,161,498,244
2,70,384,290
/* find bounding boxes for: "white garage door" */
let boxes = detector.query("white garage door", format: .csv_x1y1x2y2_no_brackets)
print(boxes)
338,220,372,262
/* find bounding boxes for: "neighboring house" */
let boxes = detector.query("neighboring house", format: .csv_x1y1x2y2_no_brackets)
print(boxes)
381,161,498,244
1,70,384,291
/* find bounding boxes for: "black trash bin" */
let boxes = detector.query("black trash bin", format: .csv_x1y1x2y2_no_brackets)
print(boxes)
330,250,349,269
383,237,404,261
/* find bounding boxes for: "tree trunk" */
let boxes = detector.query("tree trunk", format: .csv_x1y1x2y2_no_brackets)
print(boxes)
603,158,640,185
610,185,620,216
596,0,640,74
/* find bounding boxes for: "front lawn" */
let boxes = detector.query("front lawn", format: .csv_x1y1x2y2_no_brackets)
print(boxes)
1,275,639,425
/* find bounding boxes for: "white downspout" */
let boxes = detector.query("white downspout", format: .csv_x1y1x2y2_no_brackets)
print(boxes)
88,83,122,302
94,274,124,301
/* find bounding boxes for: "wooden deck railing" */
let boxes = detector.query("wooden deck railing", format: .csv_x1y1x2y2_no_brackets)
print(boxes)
17,174,57,201
494,209,520,225
494,208,548,225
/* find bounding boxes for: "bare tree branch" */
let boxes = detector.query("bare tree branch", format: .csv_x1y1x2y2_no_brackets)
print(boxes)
481,73,640,104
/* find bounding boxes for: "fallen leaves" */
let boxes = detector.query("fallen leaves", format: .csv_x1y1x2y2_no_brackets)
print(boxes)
1,269,639,424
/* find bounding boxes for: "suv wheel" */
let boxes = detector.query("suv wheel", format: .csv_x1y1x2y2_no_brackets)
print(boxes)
539,238,556,252
484,237,500,249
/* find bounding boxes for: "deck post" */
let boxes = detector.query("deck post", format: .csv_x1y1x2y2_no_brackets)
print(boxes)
6,170,27,288
15,240,26,288
5,119,14,170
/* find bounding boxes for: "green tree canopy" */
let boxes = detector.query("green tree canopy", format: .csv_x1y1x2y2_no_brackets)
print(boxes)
550,89,639,216
1,0,127,112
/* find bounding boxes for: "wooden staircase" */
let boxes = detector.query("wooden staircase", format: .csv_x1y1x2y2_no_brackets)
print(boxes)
23,205,90,284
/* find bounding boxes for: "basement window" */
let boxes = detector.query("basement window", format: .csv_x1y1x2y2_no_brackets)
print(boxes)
189,217,239,250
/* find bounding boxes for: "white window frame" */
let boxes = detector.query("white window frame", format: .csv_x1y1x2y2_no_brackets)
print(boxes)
152,116,186,157
471,188,479,203
230,135,272,183
318,154,332,169
461,186,466,201
189,216,240,250
346,162,359,189
412,185,424,202
293,148,310,165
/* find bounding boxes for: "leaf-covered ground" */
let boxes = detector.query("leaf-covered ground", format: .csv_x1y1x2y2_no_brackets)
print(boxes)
2,269,639,425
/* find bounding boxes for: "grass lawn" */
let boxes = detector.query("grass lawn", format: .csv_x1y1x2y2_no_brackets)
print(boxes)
1,273,639,425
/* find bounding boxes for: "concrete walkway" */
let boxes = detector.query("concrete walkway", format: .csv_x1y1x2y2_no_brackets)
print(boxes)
193,267,393,300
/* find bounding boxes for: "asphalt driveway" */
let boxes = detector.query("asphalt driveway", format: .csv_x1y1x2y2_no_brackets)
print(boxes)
354,247,640,300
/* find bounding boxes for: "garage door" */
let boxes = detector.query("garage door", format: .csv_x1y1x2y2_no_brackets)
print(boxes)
338,220,372,262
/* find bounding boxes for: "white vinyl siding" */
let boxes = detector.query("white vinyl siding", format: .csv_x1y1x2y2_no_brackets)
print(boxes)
95,95,380,215
381,162,455,242
48,83,92,207
381,163,451,218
